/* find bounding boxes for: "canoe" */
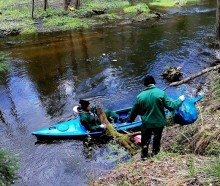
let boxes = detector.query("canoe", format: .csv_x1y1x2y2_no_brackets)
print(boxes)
32,107,142,140
32,95,203,141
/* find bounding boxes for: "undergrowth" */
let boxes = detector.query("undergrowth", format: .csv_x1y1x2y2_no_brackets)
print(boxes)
0,149,19,186
0,52,11,73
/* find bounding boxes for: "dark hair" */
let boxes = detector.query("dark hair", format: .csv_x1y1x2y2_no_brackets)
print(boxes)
144,75,156,86
79,99,90,110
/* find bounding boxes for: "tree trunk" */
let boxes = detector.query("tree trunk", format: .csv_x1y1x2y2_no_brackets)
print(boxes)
44,0,48,11
32,0,35,19
217,0,220,38
75,0,80,9
96,105,139,155
64,0,68,11
164,64,220,90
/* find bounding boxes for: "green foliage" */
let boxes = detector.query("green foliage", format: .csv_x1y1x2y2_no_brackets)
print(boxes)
206,140,220,156
44,16,95,30
0,149,19,186
124,3,150,14
213,77,220,98
71,8,94,18
4,9,30,20
187,155,196,177
85,0,129,10
0,52,10,73
36,8,68,18
205,160,220,178
20,26,37,35
0,0,200,36
149,0,199,7
97,13,121,20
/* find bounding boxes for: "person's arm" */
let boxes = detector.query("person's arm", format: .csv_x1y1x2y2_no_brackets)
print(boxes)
80,114,100,131
163,92,183,111
129,99,139,123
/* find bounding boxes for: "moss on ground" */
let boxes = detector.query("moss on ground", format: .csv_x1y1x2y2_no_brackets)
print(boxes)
149,0,200,7
0,0,201,37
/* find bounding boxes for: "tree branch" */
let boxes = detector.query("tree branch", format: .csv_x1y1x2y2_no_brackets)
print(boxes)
163,64,220,90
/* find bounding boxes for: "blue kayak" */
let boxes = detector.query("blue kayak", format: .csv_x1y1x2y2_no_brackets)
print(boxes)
32,95,203,140
32,107,142,140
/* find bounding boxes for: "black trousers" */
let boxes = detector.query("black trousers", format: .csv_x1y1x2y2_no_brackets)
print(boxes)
141,126,164,157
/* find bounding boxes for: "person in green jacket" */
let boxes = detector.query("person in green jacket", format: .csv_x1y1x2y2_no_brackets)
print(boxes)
129,75,185,159
77,99,119,132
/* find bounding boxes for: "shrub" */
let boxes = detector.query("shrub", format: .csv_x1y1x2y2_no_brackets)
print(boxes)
0,149,19,186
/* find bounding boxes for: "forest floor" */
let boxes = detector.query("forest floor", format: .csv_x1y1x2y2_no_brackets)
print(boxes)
0,0,198,37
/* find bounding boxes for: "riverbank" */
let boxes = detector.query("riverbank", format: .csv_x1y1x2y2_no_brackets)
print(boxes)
0,0,199,37
92,70,220,185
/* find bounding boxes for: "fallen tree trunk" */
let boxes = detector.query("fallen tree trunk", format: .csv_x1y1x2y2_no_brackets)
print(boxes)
164,64,220,90
96,105,139,155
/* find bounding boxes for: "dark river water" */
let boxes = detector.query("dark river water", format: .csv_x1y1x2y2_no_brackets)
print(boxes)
0,1,217,185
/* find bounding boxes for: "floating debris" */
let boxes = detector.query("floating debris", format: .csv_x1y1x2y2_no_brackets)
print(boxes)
162,66,182,82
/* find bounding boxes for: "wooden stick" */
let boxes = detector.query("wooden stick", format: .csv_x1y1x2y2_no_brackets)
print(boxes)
164,64,220,90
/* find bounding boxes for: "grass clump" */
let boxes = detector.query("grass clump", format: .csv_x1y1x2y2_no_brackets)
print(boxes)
20,26,37,35
124,3,150,14
86,0,129,10
0,52,11,73
0,149,19,186
96,13,121,20
149,0,200,7
205,160,220,178
43,16,96,31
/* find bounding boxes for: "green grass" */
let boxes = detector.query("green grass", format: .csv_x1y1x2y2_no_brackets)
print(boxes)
96,13,121,20
150,0,200,7
85,0,129,10
205,160,220,178
0,52,11,73
187,155,196,177
43,16,96,30
0,0,201,36
0,149,19,186
124,3,150,14
20,26,38,35
213,77,220,98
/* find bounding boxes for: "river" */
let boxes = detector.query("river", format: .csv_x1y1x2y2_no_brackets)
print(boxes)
0,1,217,185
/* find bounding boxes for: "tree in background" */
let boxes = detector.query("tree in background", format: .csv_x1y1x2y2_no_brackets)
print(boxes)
217,0,220,37
44,0,48,11
75,0,80,9
0,149,19,185
64,0,69,11
32,0,34,19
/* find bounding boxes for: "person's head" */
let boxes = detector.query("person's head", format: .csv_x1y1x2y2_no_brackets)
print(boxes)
144,75,156,86
79,99,90,111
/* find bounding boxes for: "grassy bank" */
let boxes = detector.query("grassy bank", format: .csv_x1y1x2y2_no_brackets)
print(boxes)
92,71,220,185
0,148,19,185
0,0,201,37
149,0,200,7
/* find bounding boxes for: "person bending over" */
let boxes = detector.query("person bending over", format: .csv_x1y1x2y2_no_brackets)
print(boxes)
77,99,119,132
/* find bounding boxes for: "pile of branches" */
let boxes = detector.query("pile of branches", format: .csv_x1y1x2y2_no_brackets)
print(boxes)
162,66,182,82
